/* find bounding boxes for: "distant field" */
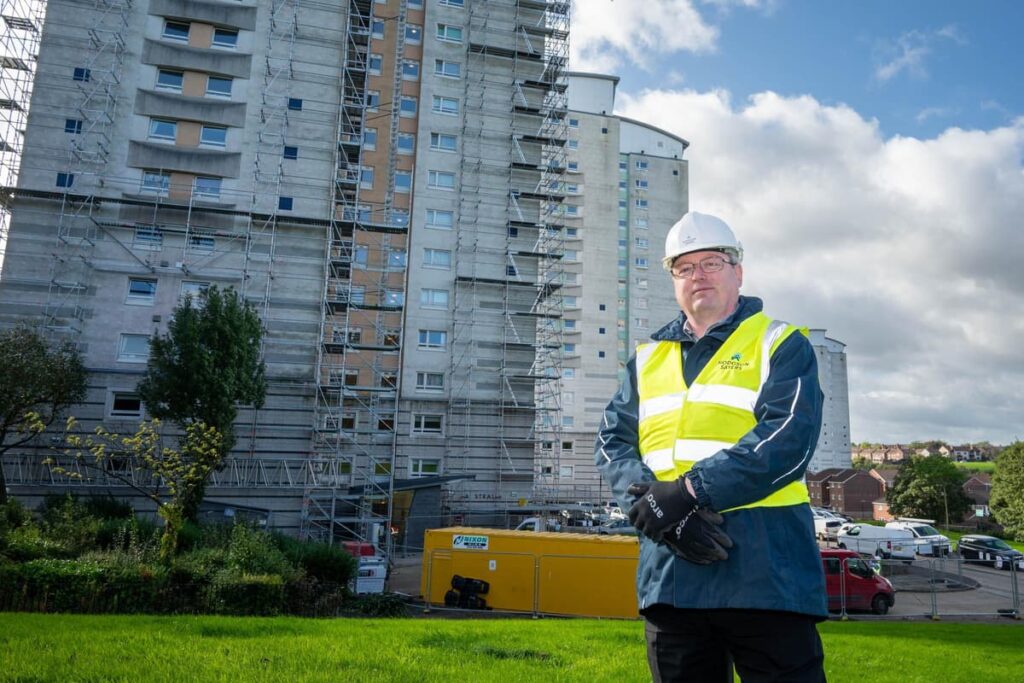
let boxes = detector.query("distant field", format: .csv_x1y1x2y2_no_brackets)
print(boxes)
1,613,1023,682
955,461,996,473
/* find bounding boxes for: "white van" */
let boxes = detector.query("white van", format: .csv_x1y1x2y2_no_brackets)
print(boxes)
837,523,916,560
885,519,951,556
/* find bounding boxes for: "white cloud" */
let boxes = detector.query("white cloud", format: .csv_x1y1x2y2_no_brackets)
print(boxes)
915,106,955,123
570,0,720,72
874,25,966,83
615,88,1024,444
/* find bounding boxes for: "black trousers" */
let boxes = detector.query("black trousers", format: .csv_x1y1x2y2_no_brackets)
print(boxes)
643,606,826,683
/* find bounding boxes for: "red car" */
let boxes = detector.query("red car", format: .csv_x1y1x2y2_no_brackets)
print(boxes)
821,548,895,615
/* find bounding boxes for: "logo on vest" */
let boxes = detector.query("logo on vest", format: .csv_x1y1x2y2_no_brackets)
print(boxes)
717,352,752,371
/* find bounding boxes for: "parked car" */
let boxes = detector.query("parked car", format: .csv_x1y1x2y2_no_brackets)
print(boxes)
597,517,637,536
885,519,951,556
836,524,915,560
812,509,843,541
956,535,1024,570
821,548,895,615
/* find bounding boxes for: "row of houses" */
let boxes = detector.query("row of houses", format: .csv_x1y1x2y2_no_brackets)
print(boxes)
808,468,992,522
852,443,999,464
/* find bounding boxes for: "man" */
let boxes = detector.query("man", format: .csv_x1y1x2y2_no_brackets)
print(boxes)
595,212,827,682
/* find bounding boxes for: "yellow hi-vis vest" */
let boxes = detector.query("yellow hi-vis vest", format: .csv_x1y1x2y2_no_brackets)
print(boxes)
635,312,810,512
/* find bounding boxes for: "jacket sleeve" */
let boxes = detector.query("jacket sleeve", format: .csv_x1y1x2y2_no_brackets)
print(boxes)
594,356,652,511
687,332,824,511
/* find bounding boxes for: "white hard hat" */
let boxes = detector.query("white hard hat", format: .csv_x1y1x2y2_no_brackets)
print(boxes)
662,211,743,270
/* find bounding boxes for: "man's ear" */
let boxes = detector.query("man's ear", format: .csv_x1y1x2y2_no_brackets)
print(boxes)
735,264,744,288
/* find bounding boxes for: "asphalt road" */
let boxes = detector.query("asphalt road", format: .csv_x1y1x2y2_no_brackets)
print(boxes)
879,558,1020,618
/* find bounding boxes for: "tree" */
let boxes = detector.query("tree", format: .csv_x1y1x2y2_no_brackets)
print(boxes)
851,456,873,470
137,286,266,519
990,442,1024,542
886,455,971,526
0,327,87,504
47,418,224,560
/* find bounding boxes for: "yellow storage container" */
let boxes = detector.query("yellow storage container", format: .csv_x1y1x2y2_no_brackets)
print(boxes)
421,527,639,618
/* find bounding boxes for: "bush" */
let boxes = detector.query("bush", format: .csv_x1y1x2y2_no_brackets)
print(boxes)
0,558,164,613
226,524,295,578
39,495,103,555
273,533,357,584
2,524,72,562
0,499,30,534
282,575,348,617
81,494,134,520
342,592,407,617
209,571,285,615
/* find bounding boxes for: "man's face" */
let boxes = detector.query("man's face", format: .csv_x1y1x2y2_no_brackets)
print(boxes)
671,250,743,325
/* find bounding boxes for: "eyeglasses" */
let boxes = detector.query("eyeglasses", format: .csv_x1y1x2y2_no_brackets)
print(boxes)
670,255,735,280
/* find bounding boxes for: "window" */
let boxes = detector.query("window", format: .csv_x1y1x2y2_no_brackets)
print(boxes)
346,328,362,345
391,209,409,227
55,172,74,188
287,97,302,111
283,145,298,160
366,90,380,111
429,132,457,152
64,118,83,134
426,208,453,229
436,23,463,43
348,286,365,305
412,414,444,435
193,176,221,199
635,257,649,268
568,118,579,128
428,170,455,190
199,125,227,147
3,16,36,31
352,245,368,267
387,248,407,269
563,343,576,353
278,196,293,211
598,350,606,358
434,59,461,78
418,329,447,349
565,205,579,216
635,179,649,189
110,392,143,418
598,327,606,334
148,118,177,142
564,296,577,307
411,458,440,478
439,0,465,5
402,59,420,80
162,20,190,42
156,69,183,92
408,0,423,7
636,297,649,309
405,24,422,44
394,170,412,193
635,199,648,209
562,416,575,427
636,159,648,170
368,53,382,75
399,96,417,117
133,225,163,249
567,140,579,150
423,248,451,269
206,76,232,98
432,95,458,115
397,132,415,154
384,290,404,306
420,289,449,311
180,280,209,304
371,19,384,38
635,237,649,249
563,368,575,379
567,161,578,172
564,319,576,330
118,334,150,363
189,230,215,252
636,277,648,289
359,166,374,189
212,27,238,49
126,277,157,304
635,317,649,328
636,217,648,229
141,171,170,196
363,128,377,150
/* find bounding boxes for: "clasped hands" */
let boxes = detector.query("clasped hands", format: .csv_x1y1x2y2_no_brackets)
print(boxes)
627,478,733,565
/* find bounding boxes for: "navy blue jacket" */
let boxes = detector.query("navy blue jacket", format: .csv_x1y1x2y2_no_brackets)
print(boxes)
595,296,828,617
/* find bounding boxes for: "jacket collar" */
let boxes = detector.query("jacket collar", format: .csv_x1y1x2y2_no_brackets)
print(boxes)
650,295,764,343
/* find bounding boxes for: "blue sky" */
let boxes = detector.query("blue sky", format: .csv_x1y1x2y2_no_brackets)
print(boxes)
614,1,1024,140
571,1,1024,445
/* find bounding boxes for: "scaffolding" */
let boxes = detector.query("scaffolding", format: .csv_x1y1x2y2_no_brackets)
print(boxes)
0,0,45,271
305,0,407,553
446,0,569,519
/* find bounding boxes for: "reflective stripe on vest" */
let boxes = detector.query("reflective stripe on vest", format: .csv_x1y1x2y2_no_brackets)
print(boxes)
636,312,810,512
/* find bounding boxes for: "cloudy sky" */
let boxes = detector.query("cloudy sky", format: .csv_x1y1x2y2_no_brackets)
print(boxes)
570,0,1024,445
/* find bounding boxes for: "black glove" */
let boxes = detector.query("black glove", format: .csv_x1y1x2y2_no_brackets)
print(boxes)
626,479,698,542
663,509,733,565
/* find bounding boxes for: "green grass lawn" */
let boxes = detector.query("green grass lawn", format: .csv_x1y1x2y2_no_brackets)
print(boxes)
954,461,996,474
1,613,1022,682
